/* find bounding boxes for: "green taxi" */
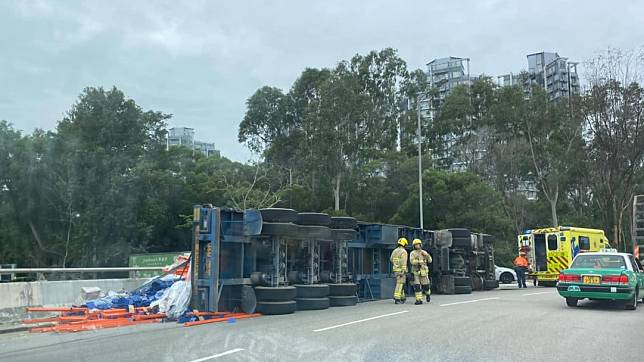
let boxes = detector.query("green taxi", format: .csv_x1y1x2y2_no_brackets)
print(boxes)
557,249,644,310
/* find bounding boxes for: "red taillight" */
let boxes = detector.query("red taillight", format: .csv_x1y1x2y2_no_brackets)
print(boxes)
559,273,580,282
602,275,629,284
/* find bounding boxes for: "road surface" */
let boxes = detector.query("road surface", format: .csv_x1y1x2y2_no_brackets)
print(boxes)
1,284,643,362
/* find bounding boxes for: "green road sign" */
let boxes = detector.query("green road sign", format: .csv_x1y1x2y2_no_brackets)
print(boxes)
128,252,189,278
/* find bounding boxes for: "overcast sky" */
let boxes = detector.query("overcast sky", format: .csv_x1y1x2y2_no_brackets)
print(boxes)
1,1,642,161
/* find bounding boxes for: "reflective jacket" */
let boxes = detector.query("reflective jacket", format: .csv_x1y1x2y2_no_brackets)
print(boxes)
410,249,432,276
514,256,529,267
390,246,408,273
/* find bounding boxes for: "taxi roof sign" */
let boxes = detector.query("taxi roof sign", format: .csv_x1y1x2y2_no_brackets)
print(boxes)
600,248,618,253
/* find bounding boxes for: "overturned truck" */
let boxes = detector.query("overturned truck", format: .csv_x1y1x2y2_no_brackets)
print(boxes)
190,205,499,315
430,229,499,295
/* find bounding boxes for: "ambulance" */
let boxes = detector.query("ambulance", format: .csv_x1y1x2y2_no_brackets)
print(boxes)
517,226,610,286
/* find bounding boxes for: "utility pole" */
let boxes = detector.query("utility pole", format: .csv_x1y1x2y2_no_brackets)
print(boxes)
417,95,424,229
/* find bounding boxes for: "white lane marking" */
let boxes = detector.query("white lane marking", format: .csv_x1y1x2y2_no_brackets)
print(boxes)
189,348,245,362
313,310,409,332
522,291,552,296
439,297,500,307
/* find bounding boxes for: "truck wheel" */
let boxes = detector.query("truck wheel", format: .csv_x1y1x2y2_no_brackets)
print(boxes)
454,277,472,287
454,285,472,294
440,275,455,294
296,213,332,226
625,290,638,310
331,229,357,241
259,208,298,223
256,300,296,315
296,225,332,240
330,217,357,229
254,286,296,302
329,295,358,307
566,297,578,307
328,283,357,296
261,222,297,237
295,297,330,310
295,284,330,298
483,280,499,290
500,272,514,284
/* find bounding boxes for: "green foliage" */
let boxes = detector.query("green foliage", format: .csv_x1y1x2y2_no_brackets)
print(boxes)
0,88,287,267
391,170,513,240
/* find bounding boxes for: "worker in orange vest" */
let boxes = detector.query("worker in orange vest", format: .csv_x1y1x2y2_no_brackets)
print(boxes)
513,251,530,288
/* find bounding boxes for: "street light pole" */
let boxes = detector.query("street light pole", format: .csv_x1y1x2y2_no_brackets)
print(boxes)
417,95,424,229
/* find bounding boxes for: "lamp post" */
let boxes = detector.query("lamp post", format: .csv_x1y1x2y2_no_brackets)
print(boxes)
417,95,424,229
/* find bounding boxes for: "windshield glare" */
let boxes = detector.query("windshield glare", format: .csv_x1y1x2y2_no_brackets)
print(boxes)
571,255,626,270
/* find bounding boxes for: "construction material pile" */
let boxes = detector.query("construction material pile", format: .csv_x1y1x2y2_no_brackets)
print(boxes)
22,255,261,333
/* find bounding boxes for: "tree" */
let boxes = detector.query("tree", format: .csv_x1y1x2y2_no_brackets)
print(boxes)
239,49,417,212
486,84,585,227
53,86,170,266
391,170,513,242
581,48,644,250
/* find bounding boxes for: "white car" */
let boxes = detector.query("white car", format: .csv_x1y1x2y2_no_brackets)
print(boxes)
495,265,516,284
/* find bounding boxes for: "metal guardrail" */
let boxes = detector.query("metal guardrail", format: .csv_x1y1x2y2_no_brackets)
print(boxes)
0,267,166,273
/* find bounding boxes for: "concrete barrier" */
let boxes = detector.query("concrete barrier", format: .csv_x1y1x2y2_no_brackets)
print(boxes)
0,278,149,324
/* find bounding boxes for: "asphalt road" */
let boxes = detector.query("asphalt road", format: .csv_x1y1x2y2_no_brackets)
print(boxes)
1,284,643,362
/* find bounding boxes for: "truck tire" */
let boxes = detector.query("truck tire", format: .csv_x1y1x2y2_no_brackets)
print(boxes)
254,286,296,302
440,275,455,294
328,283,357,297
295,284,330,298
330,217,357,229
261,222,297,237
241,285,257,313
448,228,471,238
483,280,499,290
259,208,298,223
332,229,357,241
454,277,472,287
296,213,332,226
454,285,472,294
329,295,358,307
296,225,332,240
295,297,330,310
256,300,296,315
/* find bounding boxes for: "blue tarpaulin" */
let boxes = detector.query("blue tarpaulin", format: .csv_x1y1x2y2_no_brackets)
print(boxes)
82,275,179,310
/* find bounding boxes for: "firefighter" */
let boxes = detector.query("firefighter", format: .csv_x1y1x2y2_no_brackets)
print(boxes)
410,238,432,304
390,238,409,304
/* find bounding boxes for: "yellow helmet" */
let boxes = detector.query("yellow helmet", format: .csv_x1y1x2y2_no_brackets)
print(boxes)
397,238,408,246
413,238,422,246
